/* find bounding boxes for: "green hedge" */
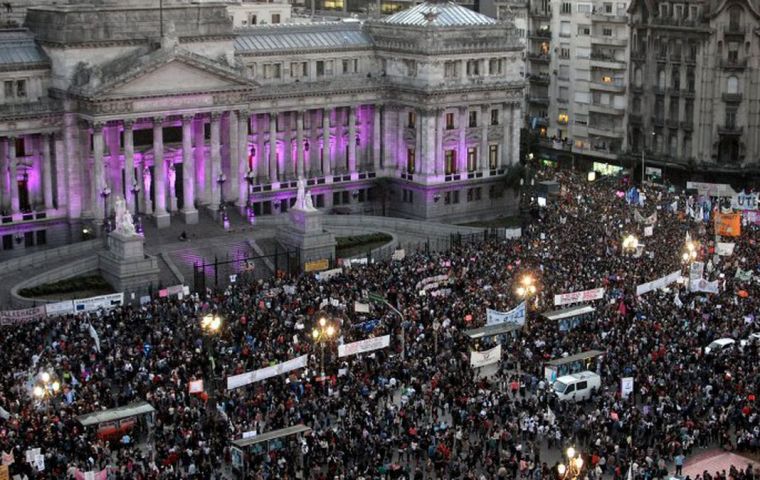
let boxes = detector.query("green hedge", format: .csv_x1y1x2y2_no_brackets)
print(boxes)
20,275,114,297
335,233,392,250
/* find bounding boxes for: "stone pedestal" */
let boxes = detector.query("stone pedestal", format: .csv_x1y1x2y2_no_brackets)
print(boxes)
276,208,336,267
98,231,159,300
183,208,199,225
154,211,171,229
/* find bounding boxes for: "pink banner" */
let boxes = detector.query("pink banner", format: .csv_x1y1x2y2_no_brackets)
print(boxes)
553,288,605,306
0,306,46,327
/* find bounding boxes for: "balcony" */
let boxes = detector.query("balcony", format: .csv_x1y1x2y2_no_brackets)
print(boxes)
681,89,696,98
537,136,572,151
721,58,747,70
650,17,707,29
722,24,746,38
590,36,628,47
589,13,627,23
530,8,550,18
589,80,626,93
722,93,743,103
680,120,693,131
666,118,679,129
589,102,625,115
527,52,551,63
629,113,642,124
590,52,627,69
718,125,743,136
630,51,646,62
588,125,624,138
528,74,550,85
529,29,552,39
527,95,550,106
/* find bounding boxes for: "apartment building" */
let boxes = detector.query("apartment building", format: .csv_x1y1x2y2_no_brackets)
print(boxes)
627,0,760,178
526,0,630,168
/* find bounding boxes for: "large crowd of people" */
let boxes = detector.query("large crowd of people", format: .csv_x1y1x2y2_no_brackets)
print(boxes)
0,168,758,480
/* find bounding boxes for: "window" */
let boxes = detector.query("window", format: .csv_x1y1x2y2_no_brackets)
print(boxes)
725,108,737,129
685,100,694,119
491,109,499,125
453,190,460,204
577,381,588,390
249,14,257,25
560,47,571,59
657,69,666,89
404,59,417,77
729,6,742,31
408,111,416,128
557,111,569,124
603,28,613,37
489,145,498,169
727,76,739,94
342,59,351,74
444,61,459,78
290,62,307,78
632,96,641,113
445,150,457,174
674,4,683,20
659,3,669,18
402,189,414,204
489,58,501,75
575,113,588,125
687,68,695,91
578,25,591,35
604,2,613,13
669,98,679,121
672,67,680,90
466,60,480,76
559,86,569,102
560,21,571,37
444,191,451,205
316,60,325,77
559,65,570,79
467,147,477,172
576,47,590,59
577,3,592,13
406,148,415,173
445,112,455,129
271,13,281,24
728,42,739,63
3,81,12,99
689,5,698,20
468,111,477,128
16,80,25,98
561,2,572,14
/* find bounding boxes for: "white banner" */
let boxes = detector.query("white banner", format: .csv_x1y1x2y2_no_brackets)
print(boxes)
73,293,124,313
486,302,526,327
687,181,736,197
44,300,74,317
636,270,681,296
316,268,342,282
731,193,758,211
689,261,704,285
391,249,406,261
690,278,719,294
354,301,370,313
338,335,390,358
504,227,522,239
470,344,502,368
0,307,46,326
226,354,309,390
643,225,653,237
620,377,634,398
716,242,735,256
188,380,204,393
554,288,605,306
415,274,449,290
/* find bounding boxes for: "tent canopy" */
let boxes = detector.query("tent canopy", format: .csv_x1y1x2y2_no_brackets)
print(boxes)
545,350,604,367
232,424,311,448
543,305,595,321
76,401,155,427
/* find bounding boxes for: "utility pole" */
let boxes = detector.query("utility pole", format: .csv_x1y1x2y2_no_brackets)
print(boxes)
368,292,406,360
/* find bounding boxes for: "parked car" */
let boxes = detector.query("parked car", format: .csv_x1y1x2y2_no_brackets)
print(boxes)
704,338,735,355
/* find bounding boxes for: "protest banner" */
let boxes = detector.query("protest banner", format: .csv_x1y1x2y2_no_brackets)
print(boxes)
686,181,735,197
620,377,634,398
391,249,406,261
731,192,758,211
226,354,308,390
644,225,653,237
716,242,735,256
689,262,704,285
415,274,449,290
354,301,370,313
45,300,74,317
714,213,741,237
470,344,501,368
0,306,46,327
485,302,526,327
73,293,124,313
316,268,342,281
690,278,719,294
304,259,329,272
636,270,681,296
554,288,605,306
504,228,522,239
338,335,390,358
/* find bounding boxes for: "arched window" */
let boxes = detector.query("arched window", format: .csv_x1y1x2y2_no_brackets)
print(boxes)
634,68,643,86
727,76,739,94
658,69,666,89
729,6,742,31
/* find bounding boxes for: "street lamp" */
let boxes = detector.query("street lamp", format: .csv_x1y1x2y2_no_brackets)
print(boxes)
515,274,537,299
100,186,111,232
217,173,227,223
622,234,639,255
33,370,61,407
558,447,584,480
312,314,338,389
682,240,698,264
201,314,222,405
130,179,142,233
245,169,256,222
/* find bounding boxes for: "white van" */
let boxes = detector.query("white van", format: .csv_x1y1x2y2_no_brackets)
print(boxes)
704,338,735,355
552,371,601,402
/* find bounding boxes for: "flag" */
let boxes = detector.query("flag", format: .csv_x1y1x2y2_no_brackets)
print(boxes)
674,293,683,308
546,407,556,425
735,268,753,282
88,323,100,353
0,406,9,420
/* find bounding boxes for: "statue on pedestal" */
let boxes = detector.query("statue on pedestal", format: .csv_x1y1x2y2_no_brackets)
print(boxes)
113,196,136,236
304,189,317,212
295,177,307,210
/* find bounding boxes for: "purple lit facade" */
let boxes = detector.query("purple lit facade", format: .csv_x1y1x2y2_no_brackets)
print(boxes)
0,0,524,258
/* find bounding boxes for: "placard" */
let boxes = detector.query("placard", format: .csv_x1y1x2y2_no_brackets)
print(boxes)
636,270,681,296
338,335,391,358
188,380,204,394
0,307,46,326
391,249,406,261
316,268,342,281
45,300,74,317
354,301,370,313
554,288,605,306
620,377,634,398
304,259,329,272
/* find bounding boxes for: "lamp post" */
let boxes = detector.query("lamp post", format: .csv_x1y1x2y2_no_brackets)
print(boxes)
100,186,111,232
557,447,584,480
515,273,538,301
682,240,698,264
201,313,222,405
33,370,61,411
622,234,639,256
312,314,338,390
245,169,255,221
217,172,227,222
131,179,142,233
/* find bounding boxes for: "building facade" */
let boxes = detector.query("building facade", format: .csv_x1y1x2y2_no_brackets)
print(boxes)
626,0,760,178
525,0,631,168
0,0,523,258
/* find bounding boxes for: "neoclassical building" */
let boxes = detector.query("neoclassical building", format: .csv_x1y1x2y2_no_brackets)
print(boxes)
0,0,523,256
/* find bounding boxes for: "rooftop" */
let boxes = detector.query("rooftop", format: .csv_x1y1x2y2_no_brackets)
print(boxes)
0,29,49,69
381,1,498,27
235,23,372,53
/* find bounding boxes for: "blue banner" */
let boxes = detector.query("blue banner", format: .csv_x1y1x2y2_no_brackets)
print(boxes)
486,302,526,327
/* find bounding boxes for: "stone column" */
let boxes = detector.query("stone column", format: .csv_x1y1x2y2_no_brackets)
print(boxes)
0,139,8,211
348,105,357,177
8,137,19,215
322,108,331,176
414,110,422,174
458,107,467,174
92,125,105,221
192,117,206,206
41,133,54,210
228,111,239,204
123,120,135,213
296,110,305,178
237,110,249,208
373,105,382,171
182,114,198,224
501,104,510,168
480,105,489,174
511,104,521,165
283,113,294,180
255,114,265,181
53,133,67,212
423,111,436,176
395,109,404,173
268,112,278,183
63,114,82,222
435,109,444,176
153,116,169,227
210,111,222,210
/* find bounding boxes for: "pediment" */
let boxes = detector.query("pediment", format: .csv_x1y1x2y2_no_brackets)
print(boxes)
107,59,252,96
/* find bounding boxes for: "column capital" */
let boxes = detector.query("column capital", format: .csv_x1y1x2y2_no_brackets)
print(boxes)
211,111,223,122
239,109,250,119
123,118,135,130
182,114,195,124
153,116,165,126
92,121,105,132
481,104,491,113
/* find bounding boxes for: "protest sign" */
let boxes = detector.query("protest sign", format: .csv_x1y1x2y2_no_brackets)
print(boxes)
470,345,501,368
338,335,390,358
554,288,605,306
